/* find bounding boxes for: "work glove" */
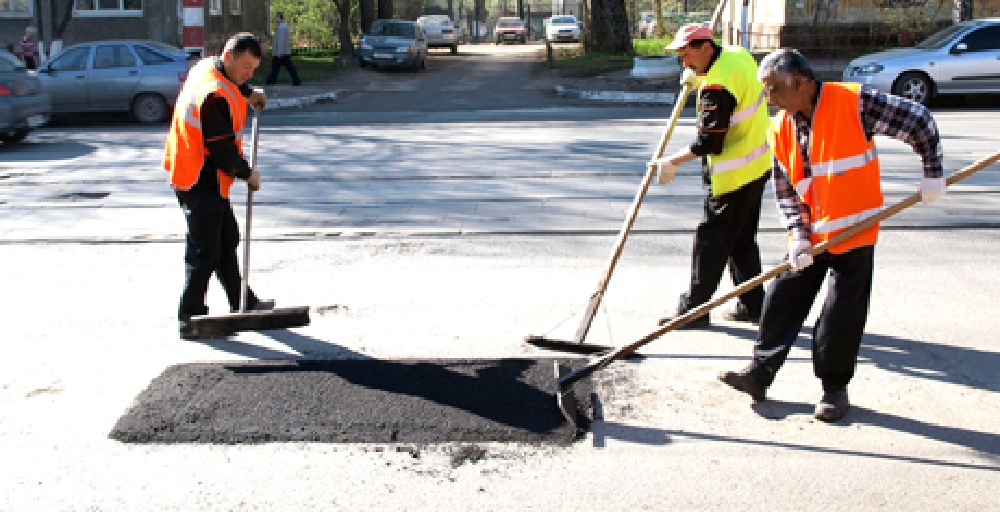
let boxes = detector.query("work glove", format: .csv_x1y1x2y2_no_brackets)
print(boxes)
648,159,679,185
247,169,262,192
679,68,702,89
788,239,814,272
248,87,267,110
920,177,946,204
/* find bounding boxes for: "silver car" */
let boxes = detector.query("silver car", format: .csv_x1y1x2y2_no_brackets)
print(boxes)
843,18,1000,105
0,48,50,144
416,14,459,54
36,40,190,123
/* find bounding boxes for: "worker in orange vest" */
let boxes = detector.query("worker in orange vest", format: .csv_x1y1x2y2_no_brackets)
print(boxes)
163,32,271,340
718,49,946,422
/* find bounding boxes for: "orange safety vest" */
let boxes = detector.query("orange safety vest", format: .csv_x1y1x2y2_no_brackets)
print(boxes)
770,82,883,254
163,58,247,199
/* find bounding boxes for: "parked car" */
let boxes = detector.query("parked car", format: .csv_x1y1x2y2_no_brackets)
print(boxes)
0,48,50,144
416,14,459,54
843,18,1000,105
357,19,428,71
545,15,581,43
495,17,527,44
34,40,189,123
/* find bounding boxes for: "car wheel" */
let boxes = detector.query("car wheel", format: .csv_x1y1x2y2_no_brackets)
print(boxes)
132,93,169,123
893,72,933,105
0,129,30,144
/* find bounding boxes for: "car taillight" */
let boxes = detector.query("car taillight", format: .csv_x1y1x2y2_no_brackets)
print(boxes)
0,84,11,96
442,29,453,34
179,71,187,83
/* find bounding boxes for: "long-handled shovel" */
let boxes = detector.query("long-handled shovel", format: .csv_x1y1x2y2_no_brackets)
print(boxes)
188,109,310,338
554,149,1000,428
525,80,698,354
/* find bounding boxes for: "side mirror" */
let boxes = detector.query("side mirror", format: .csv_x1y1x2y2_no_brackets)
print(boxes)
951,42,968,54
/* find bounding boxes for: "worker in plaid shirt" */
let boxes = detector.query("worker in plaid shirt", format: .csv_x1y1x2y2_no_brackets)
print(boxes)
718,48,945,423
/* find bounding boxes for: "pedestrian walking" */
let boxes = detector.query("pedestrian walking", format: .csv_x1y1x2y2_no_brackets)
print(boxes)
648,23,772,329
718,48,946,422
13,26,38,69
265,12,302,86
163,32,275,340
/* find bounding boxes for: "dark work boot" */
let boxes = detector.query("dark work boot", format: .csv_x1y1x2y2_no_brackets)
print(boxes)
814,389,850,422
718,370,767,402
721,303,760,325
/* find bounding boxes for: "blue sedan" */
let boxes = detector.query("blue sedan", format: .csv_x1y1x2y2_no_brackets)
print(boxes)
0,48,50,144
36,40,190,123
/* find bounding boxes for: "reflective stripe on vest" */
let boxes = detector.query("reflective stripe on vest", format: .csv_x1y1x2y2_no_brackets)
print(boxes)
163,58,248,199
771,82,884,254
701,47,772,196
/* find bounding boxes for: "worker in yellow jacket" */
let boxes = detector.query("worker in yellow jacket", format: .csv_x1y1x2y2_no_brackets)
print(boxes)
163,32,271,340
718,49,946,422
649,23,772,329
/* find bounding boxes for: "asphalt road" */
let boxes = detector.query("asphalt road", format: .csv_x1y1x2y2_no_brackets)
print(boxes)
1,44,999,510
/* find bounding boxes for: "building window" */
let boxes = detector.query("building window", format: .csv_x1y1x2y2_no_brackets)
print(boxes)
0,0,32,17
230,0,241,15
75,0,142,16
209,0,221,15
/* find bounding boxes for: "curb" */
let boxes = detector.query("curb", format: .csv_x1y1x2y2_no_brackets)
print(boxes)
554,85,678,105
265,90,348,110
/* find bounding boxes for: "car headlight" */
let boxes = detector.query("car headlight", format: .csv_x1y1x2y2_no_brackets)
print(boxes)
397,45,414,53
852,63,884,76
360,41,372,50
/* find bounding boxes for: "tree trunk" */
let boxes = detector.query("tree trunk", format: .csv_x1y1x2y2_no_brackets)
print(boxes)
377,0,393,21
360,0,375,34
604,0,632,54
586,0,632,54
335,0,355,62
653,0,664,38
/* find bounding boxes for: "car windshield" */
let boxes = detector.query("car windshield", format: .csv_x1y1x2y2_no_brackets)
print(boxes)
368,22,416,38
497,19,523,27
551,16,576,24
417,15,451,26
915,24,968,49
0,49,24,71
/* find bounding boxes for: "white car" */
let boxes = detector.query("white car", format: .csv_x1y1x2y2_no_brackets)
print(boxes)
545,15,580,43
416,14,460,54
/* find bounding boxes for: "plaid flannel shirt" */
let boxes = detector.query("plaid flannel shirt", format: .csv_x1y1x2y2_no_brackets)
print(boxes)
773,84,944,242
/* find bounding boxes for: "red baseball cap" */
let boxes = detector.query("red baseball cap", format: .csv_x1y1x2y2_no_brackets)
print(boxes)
664,23,714,50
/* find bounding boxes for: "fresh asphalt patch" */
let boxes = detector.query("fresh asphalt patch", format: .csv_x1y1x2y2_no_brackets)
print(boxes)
110,358,593,445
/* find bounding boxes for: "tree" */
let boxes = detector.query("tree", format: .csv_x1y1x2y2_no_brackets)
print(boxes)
585,0,633,54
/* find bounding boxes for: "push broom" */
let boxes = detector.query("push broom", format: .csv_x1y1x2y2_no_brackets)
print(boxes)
552,149,1000,429
525,74,700,354
188,109,310,338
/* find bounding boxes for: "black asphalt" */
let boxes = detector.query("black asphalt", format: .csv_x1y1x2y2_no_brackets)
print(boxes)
110,358,593,445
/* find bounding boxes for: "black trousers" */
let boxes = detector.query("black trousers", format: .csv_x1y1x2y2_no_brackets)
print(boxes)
678,173,767,316
265,55,301,86
748,245,875,393
175,174,257,319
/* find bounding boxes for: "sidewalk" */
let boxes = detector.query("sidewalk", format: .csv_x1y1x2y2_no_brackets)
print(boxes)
258,56,853,108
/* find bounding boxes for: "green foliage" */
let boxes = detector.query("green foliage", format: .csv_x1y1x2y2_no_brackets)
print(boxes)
557,52,634,77
632,38,671,56
270,0,344,47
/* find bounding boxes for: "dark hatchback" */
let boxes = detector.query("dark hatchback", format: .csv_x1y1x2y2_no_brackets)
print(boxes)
357,20,428,71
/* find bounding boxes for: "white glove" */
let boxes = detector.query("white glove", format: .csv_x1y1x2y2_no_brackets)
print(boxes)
679,68,702,89
920,177,946,204
788,239,814,272
648,159,679,185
